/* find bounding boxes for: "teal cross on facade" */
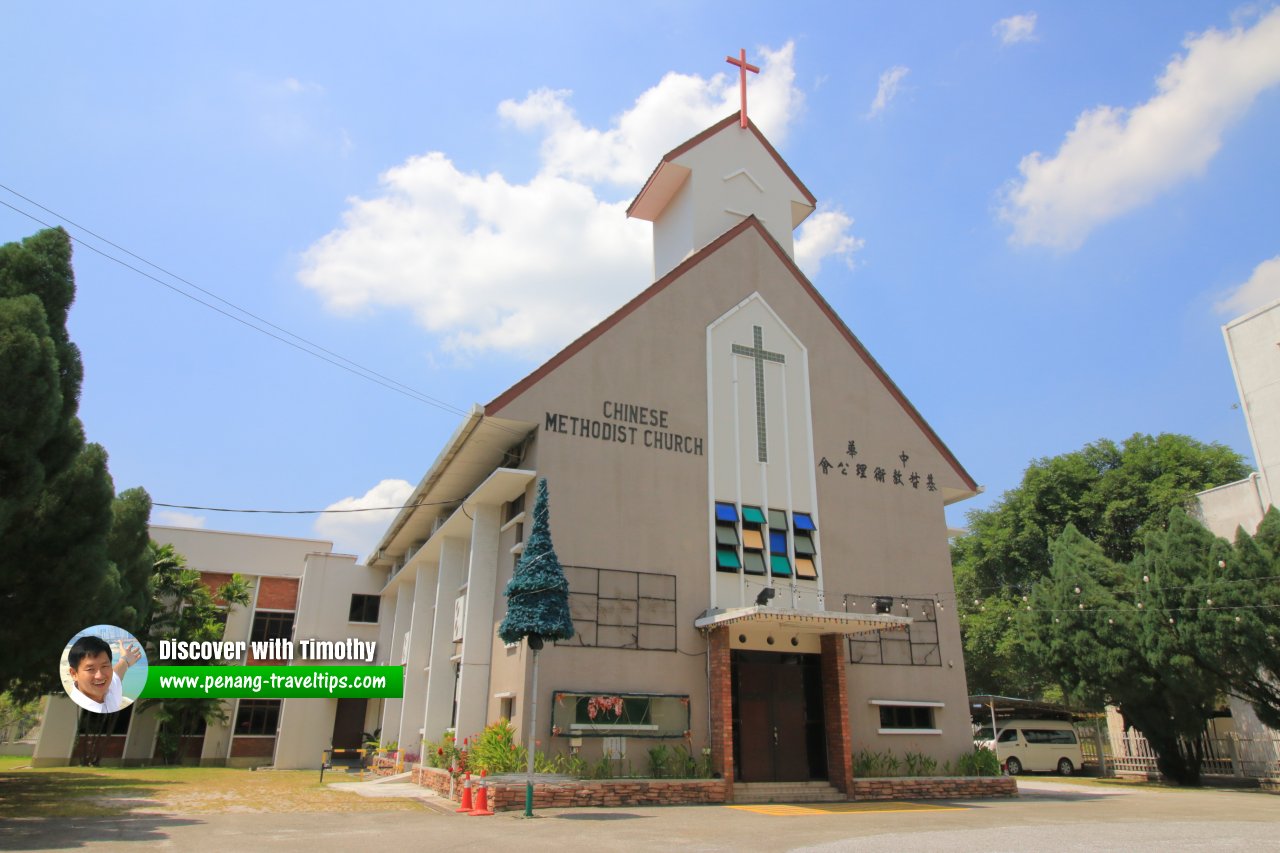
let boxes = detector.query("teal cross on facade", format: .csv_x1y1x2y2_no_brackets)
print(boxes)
732,325,785,462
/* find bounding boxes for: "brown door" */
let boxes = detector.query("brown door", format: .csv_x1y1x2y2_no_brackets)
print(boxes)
331,698,367,750
732,651,825,782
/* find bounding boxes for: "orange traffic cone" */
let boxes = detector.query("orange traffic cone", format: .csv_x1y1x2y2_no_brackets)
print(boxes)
469,769,494,816
456,770,473,813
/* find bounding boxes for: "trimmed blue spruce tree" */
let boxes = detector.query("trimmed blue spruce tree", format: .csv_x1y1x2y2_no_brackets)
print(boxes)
498,477,573,815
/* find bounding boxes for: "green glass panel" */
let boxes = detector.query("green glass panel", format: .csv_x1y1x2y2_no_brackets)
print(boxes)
742,506,766,525
716,548,741,569
770,554,792,577
743,551,767,575
768,509,788,530
794,533,815,556
716,525,739,546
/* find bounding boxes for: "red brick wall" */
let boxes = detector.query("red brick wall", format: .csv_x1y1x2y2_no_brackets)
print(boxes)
707,627,734,801
256,577,299,610
820,633,853,793
230,737,276,758
200,572,236,604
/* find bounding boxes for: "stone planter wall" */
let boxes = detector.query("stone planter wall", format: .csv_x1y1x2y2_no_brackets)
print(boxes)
412,766,1014,810
849,776,1017,800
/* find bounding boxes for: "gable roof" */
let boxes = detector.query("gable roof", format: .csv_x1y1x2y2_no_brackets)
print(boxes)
485,216,978,495
625,113,817,221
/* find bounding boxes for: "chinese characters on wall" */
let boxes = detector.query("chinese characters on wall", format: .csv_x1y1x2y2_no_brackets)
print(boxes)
816,441,937,492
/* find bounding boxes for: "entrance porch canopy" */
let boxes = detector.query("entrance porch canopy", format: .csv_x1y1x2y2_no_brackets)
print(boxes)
694,605,911,635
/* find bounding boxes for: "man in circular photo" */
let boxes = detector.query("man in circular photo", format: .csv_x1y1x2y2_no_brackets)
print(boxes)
65,634,143,714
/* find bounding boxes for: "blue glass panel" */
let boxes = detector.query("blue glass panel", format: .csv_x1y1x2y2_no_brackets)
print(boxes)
715,502,738,523
793,513,816,531
769,531,786,554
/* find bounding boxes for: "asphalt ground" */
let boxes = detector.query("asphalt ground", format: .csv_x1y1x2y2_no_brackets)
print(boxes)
4,778,1278,852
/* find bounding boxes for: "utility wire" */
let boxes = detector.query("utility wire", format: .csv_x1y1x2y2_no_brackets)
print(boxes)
153,498,465,515
0,188,526,436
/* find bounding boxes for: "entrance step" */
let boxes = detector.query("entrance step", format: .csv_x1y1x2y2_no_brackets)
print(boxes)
734,781,846,804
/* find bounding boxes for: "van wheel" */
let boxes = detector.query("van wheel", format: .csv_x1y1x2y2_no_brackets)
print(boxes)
1005,757,1022,776
1057,758,1074,776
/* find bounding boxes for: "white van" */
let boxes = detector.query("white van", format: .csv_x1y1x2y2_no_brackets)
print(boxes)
975,719,1083,776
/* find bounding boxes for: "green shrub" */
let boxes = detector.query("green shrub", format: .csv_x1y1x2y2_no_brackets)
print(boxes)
853,749,901,777
466,719,523,775
904,751,938,776
953,746,1001,777
647,745,671,778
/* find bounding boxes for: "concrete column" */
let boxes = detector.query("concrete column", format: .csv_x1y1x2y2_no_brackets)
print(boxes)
379,577,416,743
821,633,853,795
455,504,501,741
423,538,469,740
708,627,734,802
397,563,439,755
122,703,160,765
32,695,79,767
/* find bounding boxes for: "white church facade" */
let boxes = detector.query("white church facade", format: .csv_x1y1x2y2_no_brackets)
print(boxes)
368,113,982,797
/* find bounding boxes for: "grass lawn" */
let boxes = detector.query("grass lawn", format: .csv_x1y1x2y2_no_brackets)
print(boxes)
0,763,425,817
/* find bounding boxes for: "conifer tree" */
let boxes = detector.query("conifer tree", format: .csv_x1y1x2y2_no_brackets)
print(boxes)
499,478,574,645
0,228,150,696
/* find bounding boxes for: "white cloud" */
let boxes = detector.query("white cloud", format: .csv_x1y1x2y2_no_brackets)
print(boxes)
795,209,865,277
1000,8,1280,250
299,42,859,358
866,66,910,118
152,510,206,529
994,13,1038,45
1216,256,1280,316
314,479,414,558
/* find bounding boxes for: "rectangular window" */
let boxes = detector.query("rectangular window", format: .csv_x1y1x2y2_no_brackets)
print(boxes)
503,492,526,525
550,691,690,737
873,701,943,733
348,594,380,623
250,611,295,643
235,699,281,736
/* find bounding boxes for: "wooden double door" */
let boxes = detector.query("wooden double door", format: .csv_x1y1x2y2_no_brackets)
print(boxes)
731,650,828,782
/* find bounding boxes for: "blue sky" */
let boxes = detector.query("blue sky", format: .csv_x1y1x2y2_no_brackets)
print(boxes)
4,3,1279,558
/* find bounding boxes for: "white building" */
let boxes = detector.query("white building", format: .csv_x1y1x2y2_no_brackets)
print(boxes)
34,527,385,768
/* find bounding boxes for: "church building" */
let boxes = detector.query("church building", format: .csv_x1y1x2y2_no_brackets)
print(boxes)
370,104,981,799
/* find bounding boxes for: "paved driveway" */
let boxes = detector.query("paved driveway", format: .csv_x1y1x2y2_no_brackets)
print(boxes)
4,779,1278,852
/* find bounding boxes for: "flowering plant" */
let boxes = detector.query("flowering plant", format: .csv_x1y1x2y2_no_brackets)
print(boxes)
586,695,624,721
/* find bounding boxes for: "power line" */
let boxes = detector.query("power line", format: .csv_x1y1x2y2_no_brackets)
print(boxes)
0,187,524,433
154,498,465,515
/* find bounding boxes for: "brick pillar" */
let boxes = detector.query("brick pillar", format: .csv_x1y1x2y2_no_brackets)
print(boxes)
708,627,734,803
821,633,853,795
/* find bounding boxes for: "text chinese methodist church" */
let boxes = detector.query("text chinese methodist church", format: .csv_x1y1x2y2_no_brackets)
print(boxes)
371,105,981,800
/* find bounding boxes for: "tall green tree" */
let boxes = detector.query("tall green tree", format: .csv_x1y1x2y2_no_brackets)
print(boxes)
1027,512,1251,785
137,543,251,764
0,228,151,696
953,433,1249,696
